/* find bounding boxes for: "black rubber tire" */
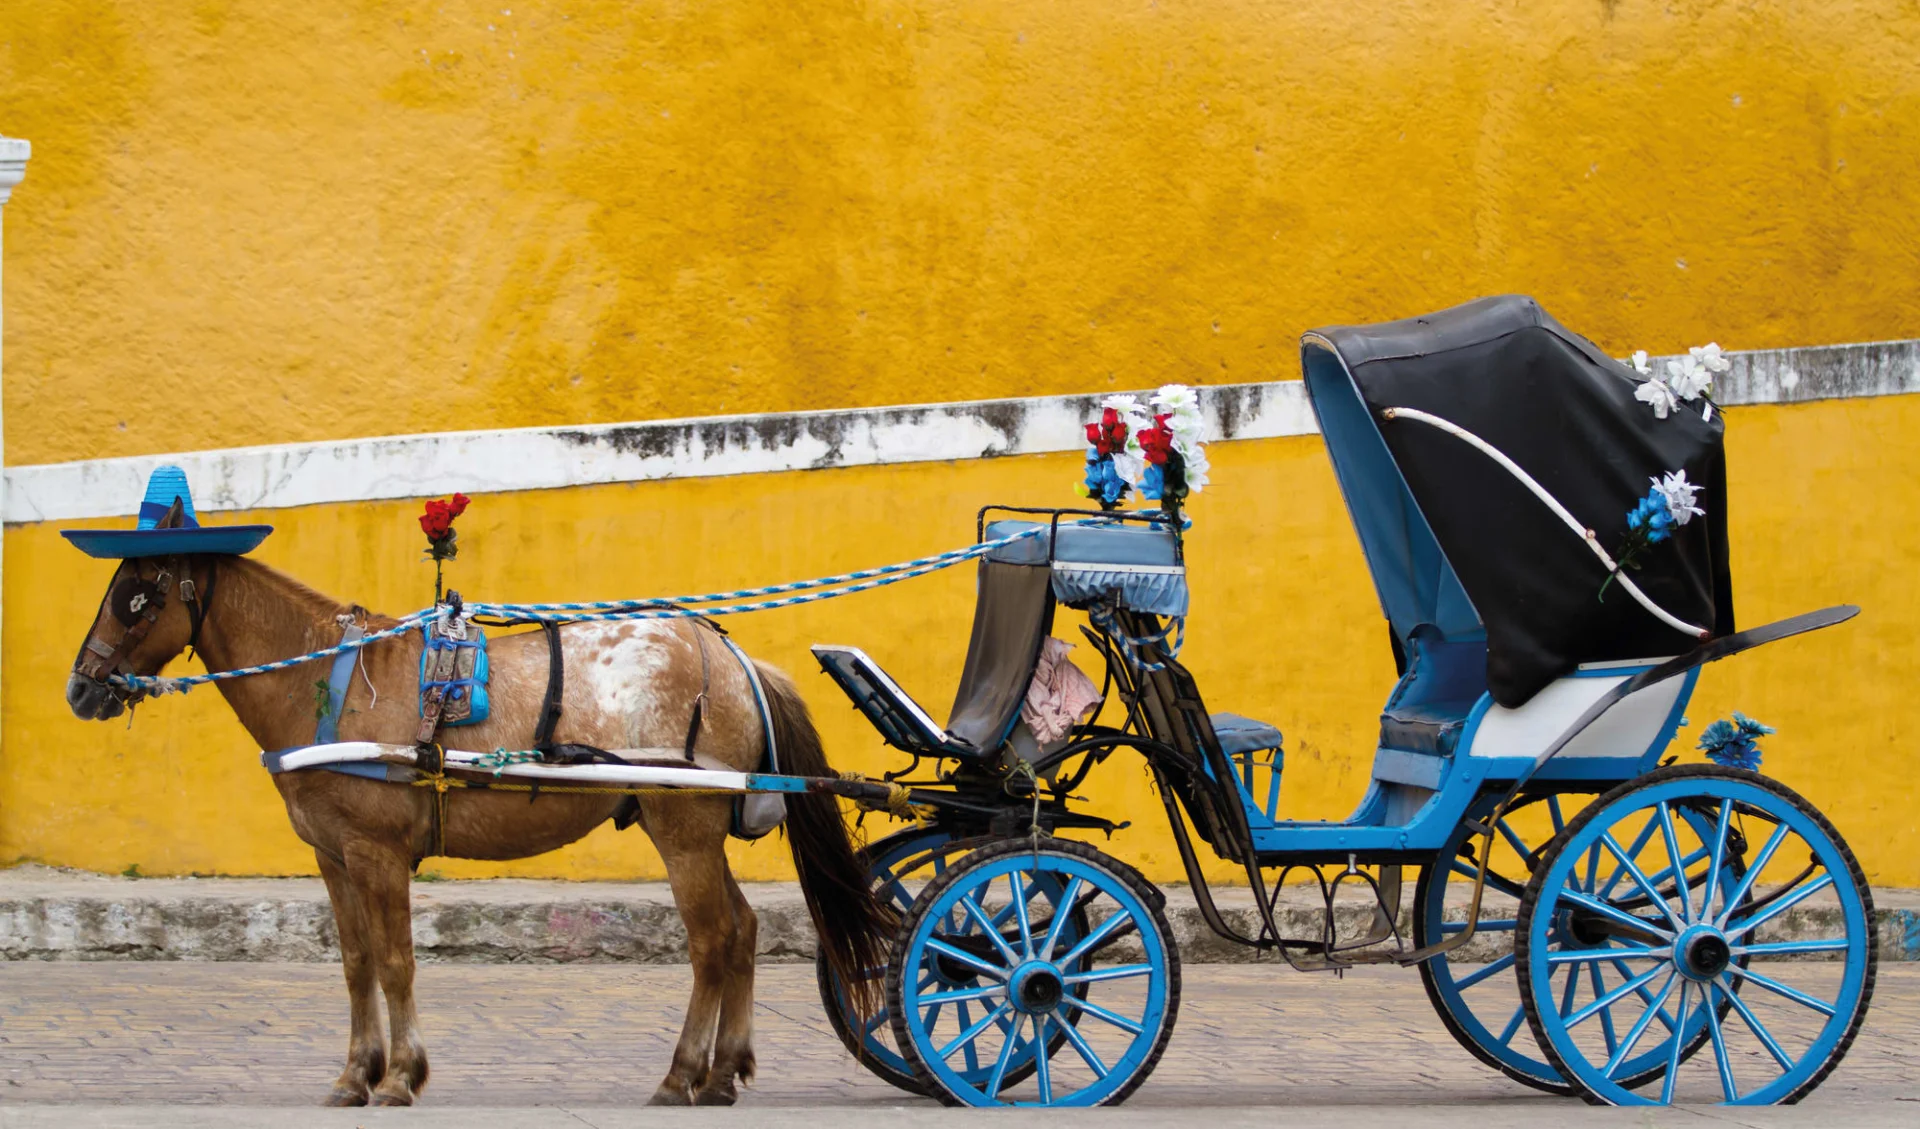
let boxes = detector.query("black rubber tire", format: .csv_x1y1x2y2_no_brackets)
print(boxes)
1515,764,1877,1106
886,837,1181,1107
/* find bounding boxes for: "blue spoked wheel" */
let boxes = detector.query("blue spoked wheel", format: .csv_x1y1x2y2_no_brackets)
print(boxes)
1517,765,1877,1105
1417,792,1735,1094
819,827,1090,1096
888,838,1180,1106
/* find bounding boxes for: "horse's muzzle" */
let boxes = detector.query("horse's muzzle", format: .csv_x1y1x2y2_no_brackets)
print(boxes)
66,673,127,721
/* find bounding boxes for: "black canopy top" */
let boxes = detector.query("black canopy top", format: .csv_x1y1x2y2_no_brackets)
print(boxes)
1301,295,1734,707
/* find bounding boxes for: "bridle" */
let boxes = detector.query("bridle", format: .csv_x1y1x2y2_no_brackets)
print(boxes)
74,554,219,701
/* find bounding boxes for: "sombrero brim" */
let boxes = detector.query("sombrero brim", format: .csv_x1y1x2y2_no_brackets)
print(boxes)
62,526,275,559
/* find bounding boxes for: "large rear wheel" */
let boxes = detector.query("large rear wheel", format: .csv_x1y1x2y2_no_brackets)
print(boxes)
1517,766,1875,1105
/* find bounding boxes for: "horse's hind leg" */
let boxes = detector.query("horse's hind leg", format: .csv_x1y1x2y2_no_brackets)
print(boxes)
696,868,759,1106
344,839,431,1106
317,849,385,1106
647,802,743,1106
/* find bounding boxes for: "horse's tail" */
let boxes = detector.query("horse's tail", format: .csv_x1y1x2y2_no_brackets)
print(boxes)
755,660,896,1016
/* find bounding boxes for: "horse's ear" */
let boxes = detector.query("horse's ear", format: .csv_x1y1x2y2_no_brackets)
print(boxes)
156,499,188,530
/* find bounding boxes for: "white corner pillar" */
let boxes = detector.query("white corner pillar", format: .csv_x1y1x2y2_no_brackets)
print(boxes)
0,136,30,748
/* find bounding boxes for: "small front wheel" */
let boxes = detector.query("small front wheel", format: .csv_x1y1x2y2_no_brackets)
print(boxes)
888,838,1180,1107
1517,765,1876,1105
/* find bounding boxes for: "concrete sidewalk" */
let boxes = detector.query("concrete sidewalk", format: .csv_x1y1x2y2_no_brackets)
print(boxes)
5,865,1918,964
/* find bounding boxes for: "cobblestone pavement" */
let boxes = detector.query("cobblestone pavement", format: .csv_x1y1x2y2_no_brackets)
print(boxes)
1,963,1915,1113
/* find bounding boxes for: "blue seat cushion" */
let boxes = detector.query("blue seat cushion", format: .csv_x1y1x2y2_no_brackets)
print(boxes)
1210,712,1283,757
1378,697,1480,756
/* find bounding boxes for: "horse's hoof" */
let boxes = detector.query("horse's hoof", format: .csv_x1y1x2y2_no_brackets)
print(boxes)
648,1086,694,1106
369,1088,414,1107
693,1087,738,1107
321,1088,368,1107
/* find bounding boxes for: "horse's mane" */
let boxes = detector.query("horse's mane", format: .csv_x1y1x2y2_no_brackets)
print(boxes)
218,555,407,631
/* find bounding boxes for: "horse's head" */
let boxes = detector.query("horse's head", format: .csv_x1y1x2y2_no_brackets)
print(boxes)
67,541,216,721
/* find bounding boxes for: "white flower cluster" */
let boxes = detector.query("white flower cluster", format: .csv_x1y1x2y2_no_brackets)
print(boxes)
1632,343,1731,420
1651,470,1705,526
1100,384,1211,494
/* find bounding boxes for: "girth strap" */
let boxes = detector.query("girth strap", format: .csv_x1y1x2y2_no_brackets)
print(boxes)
533,621,564,750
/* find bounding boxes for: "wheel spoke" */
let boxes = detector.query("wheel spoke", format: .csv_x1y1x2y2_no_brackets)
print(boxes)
1584,843,1602,894
882,876,914,911
956,999,982,1073
1038,877,1084,960
1008,873,1036,959
1497,1003,1526,1044
1055,1008,1111,1078
1556,959,1581,1020
1065,994,1145,1036
1701,799,1733,921
1548,794,1567,833
1660,981,1691,1104
1714,823,1792,929
958,896,1022,967
1055,906,1135,969
1724,964,1838,1016
864,1008,890,1036
1704,982,1739,1102
1725,874,1835,939
1598,813,1663,900
1655,802,1693,923
985,1012,1024,1100
1717,972,1797,1072
1558,888,1675,941
1611,958,1680,1033
1600,832,1686,933
1588,962,1619,1055
1452,951,1515,991
938,1000,1012,1062
927,937,1010,980
1496,817,1532,863
1733,938,1851,958
1602,971,1676,1079
1032,1015,1053,1104
1546,945,1665,965
1566,961,1668,1029
1064,963,1155,986
1449,858,1529,900
922,983,1008,1006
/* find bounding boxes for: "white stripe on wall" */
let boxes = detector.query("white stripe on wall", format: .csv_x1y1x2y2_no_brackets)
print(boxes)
4,337,1916,524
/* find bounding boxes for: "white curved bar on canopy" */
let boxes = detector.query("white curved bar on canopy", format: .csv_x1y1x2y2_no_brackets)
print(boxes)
1381,406,1710,640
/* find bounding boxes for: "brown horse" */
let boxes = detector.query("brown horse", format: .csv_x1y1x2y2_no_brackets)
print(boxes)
64,551,892,1107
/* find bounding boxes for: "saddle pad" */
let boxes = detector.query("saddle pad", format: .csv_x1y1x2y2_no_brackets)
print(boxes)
420,619,490,728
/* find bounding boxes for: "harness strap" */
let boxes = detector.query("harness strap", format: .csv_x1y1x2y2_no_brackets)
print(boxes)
682,625,713,760
182,558,218,662
533,622,564,750
315,620,364,745
719,635,779,774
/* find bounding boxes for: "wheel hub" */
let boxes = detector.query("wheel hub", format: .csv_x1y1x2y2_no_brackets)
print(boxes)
1009,961,1065,1014
1674,924,1733,981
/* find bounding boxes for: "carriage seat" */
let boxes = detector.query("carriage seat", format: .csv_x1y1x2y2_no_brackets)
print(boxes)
1211,713,1284,758
1377,629,1488,757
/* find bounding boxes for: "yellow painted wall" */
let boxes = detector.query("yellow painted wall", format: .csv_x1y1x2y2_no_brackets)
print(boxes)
3,1,1920,465
3,2,1919,883
4,394,1917,884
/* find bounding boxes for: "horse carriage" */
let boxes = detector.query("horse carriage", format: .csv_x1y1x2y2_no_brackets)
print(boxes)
64,295,1874,1108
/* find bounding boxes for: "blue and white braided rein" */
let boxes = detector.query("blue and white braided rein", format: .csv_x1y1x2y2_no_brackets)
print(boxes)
113,525,1049,696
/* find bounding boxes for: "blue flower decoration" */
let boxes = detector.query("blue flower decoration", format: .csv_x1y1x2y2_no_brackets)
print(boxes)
1698,711,1775,771
1139,462,1165,501
1082,454,1127,504
1626,490,1674,544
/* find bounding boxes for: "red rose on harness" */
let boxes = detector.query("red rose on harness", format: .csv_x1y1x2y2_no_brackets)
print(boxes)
449,493,470,518
420,500,453,540
1138,416,1174,466
1085,408,1129,456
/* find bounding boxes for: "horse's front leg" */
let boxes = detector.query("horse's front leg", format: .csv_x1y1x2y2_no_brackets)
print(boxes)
344,839,431,1106
648,802,739,1106
316,849,385,1106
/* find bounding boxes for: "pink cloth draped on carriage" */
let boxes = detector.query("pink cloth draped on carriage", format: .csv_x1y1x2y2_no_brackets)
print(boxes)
1021,637,1104,744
